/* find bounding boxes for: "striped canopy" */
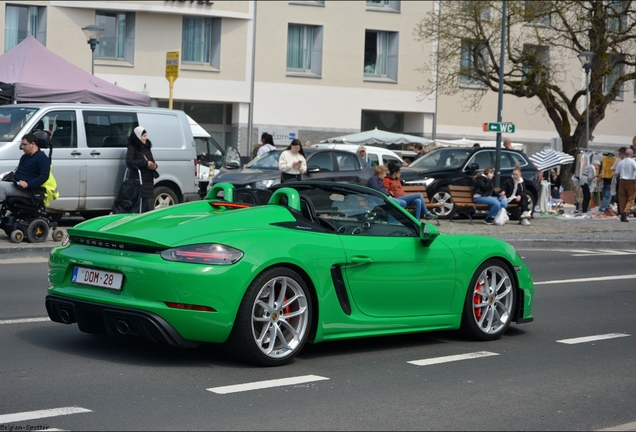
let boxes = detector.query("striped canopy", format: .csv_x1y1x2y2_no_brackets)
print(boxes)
529,149,575,171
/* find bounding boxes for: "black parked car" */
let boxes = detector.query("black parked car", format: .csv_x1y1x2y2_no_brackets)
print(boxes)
400,147,541,218
213,149,374,189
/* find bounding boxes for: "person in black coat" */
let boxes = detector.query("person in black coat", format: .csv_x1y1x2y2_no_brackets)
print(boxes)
502,165,532,225
473,167,508,224
126,126,158,213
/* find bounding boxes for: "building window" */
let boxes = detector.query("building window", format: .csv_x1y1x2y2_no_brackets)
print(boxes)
364,31,399,82
361,110,404,133
95,11,135,62
459,39,487,86
524,1,551,26
607,1,628,33
287,24,323,77
4,4,46,51
182,16,221,68
289,1,325,6
604,54,625,100
366,1,400,12
522,44,549,86
461,1,490,20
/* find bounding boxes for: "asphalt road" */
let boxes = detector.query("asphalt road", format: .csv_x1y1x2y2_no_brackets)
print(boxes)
1,249,635,431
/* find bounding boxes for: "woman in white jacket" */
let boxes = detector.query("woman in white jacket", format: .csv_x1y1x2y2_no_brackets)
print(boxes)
278,139,307,182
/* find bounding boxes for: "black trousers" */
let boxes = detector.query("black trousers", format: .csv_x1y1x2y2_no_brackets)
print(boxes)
509,192,529,218
281,173,301,183
581,183,591,213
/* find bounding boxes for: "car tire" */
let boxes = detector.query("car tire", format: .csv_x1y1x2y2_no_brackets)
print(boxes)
153,186,178,209
431,187,456,219
460,259,516,341
26,219,49,243
224,267,312,367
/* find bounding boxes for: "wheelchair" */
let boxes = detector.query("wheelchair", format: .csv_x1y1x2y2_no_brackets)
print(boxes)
0,187,64,243
0,130,64,243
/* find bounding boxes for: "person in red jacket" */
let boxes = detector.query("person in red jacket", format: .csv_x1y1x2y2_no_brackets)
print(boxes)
384,163,437,220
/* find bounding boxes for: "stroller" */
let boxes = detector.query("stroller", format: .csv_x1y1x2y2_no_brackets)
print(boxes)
0,131,64,243
111,167,143,214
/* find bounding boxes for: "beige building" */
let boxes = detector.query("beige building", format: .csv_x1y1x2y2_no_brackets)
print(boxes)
1,0,632,156
1,0,435,156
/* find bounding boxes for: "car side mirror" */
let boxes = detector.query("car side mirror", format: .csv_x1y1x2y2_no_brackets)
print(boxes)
469,163,479,173
224,161,240,170
420,222,439,247
307,165,321,173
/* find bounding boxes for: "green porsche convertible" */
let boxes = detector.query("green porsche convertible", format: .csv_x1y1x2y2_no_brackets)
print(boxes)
46,181,534,366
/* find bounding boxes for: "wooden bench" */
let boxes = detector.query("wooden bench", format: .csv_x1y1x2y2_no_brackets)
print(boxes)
448,185,518,224
401,185,442,225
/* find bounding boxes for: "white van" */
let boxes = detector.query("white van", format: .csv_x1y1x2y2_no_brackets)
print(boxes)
0,104,200,217
311,143,404,167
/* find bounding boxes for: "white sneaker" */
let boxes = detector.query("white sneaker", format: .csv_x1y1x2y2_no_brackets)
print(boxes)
521,211,531,219
520,218,530,226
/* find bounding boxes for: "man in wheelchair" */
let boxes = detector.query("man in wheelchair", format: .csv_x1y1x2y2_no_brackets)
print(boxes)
1,133,62,243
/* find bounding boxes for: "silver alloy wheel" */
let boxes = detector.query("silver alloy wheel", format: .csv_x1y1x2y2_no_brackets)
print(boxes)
471,265,514,335
431,190,454,217
251,276,309,360
155,193,175,208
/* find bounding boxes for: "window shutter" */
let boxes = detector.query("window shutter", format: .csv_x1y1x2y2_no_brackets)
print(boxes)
387,32,399,82
36,7,47,46
310,26,323,76
124,12,135,64
209,17,222,69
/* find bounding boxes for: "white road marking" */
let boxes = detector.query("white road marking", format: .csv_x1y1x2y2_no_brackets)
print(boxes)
0,406,91,424
597,420,636,431
557,333,630,345
534,274,636,285
407,351,499,367
569,249,636,257
0,257,49,264
0,317,50,325
207,374,329,394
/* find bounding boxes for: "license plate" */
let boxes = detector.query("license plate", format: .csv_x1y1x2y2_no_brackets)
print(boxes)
72,266,124,291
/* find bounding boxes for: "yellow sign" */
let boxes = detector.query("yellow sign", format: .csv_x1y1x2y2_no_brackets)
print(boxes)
165,51,180,80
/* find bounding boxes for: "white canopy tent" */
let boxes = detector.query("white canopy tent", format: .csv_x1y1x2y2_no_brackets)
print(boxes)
320,128,434,146
434,137,524,151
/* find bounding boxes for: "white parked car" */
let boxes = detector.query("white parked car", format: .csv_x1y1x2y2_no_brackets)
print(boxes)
311,143,403,167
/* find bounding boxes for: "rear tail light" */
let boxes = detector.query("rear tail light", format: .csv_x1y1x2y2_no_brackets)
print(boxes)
160,243,243,265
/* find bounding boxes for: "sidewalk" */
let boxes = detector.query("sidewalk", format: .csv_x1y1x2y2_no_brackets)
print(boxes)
1,209,635,258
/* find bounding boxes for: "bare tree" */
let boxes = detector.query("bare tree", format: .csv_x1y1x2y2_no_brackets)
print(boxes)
415,0,636,156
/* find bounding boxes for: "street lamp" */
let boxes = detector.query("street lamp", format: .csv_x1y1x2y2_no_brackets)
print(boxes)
577,51,595,149
82,24,104,75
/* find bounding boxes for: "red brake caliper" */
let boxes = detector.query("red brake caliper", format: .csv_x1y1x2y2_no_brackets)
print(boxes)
473,282,483,320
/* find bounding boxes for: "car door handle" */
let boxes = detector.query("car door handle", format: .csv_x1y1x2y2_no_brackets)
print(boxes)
350,256,373,264
70,150,82,156
90,150,101,156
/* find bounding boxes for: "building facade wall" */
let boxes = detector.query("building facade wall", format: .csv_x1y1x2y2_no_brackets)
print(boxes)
1,0,633,157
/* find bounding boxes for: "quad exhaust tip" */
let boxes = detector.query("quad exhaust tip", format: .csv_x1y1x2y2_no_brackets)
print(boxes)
115,320,131,335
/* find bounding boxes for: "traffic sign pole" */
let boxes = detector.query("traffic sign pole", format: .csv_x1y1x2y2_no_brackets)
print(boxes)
494,0,507,190
165,51,180,110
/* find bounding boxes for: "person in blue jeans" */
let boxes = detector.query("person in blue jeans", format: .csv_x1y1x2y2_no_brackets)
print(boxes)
473,167,507,225
384,163,437,220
